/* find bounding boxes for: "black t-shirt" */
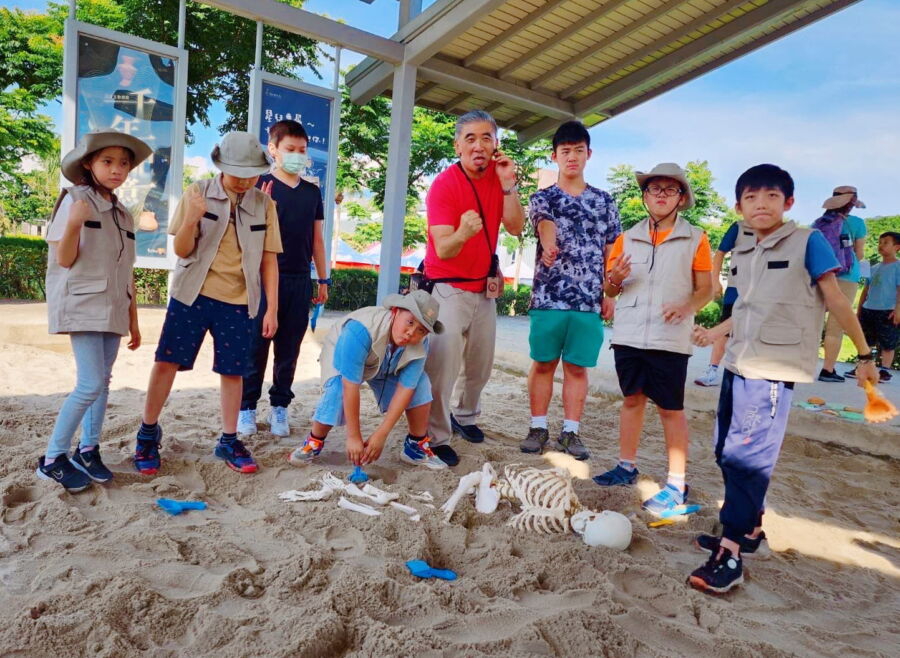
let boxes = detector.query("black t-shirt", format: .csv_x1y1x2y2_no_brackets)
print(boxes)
257,173,324,275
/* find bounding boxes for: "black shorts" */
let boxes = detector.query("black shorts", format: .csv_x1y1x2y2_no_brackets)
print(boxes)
721,303,734,322
613,345,690,410
859,307,899,350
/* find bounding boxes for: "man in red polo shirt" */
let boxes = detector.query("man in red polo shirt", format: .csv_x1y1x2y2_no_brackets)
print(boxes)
423,110,525,466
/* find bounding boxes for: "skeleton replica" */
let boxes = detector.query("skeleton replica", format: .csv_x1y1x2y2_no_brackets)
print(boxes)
441,463,632,550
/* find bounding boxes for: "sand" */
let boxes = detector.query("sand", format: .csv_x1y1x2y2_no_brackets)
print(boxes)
0,303,898,657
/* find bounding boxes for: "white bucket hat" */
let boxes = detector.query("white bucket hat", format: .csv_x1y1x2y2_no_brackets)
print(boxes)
635,162,695,209
823,185,866,210
211,131,272,177
382,289,444,334
61,130,152,184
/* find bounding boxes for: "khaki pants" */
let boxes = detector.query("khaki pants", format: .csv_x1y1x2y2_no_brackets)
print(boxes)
824,278,860,338
425,283,497,445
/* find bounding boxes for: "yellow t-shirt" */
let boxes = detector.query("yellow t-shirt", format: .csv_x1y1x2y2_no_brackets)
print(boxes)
169,181,282,305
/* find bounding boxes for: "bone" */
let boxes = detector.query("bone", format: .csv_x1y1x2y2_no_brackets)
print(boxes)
389,502,421,522
362,483,400,504
337,496,381,517
475,463,500,514
440,471,482,523
278,488,335,502
321,472,347,492
408,491,435,502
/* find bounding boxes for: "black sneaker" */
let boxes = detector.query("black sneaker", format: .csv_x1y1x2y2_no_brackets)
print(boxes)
450,414,484,443
818,368,845,382
845,367,858,379
556,430,590,460
880,368,893,383
72,447,114,483
36,455,92,493
431,444,459,467
520,427,549,453
134,425,163,475
688,548,743,594
695,531,768,558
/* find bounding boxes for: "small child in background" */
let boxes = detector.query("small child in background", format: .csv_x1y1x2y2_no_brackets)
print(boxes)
39,131,152,492
289,290,447,470
847,231,900,381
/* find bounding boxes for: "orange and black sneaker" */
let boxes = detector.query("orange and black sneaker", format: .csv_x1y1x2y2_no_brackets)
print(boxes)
689,548,743,594
287,435,324,466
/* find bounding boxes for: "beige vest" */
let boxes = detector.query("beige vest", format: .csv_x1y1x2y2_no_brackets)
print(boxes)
45,186,135,335
611,217,703,355
724,221,825,383
319,307,427,385
169,176,269,318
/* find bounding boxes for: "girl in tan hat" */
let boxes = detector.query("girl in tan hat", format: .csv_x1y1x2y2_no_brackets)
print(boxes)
39,130,152,492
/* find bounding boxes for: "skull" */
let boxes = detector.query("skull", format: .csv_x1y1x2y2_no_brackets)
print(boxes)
570,510,632,551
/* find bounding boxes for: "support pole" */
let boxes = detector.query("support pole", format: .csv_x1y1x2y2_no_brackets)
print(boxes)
254,21,263,70
68,0,75,19
376,63,416,303
333,46,342,90
177,0,186,49
398,0,423,28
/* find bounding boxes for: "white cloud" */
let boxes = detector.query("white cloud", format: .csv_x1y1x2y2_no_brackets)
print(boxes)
183,155,212,177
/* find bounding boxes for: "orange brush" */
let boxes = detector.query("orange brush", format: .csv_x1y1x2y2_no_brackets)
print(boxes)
863,380,898,424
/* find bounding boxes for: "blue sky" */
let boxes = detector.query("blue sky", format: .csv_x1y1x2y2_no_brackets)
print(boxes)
15,0,900,223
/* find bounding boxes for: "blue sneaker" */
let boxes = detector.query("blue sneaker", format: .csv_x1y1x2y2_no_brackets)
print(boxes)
72,447,114,483
36,455,92,493
401,435,447,470
268,406,290,437
133,426,162,475
592,464,639,487
214,438,258,473
642,484,689,517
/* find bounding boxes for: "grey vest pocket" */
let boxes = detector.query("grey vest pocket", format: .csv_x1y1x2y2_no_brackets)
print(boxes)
66,277,110,320
759,323,801,345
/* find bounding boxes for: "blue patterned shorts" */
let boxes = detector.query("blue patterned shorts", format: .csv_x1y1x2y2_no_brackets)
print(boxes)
155,295,253,375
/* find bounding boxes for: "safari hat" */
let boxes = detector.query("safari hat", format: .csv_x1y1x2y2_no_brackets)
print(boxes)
382,289,444,334
822,185,866,210
635,162,695,209
211,131,272,178
61,130,152,184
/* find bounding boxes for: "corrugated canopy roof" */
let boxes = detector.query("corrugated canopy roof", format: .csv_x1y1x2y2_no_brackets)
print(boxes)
346,0,860,142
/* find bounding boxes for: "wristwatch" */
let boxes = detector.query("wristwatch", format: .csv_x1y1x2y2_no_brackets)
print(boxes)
857,348,877,361
502,184,518,196
317,277,332,285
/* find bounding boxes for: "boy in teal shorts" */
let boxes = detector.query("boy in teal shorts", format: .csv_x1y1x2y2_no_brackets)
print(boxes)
520,121,621,459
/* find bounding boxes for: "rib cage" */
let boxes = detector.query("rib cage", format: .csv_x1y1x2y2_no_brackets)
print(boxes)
496,465,582,534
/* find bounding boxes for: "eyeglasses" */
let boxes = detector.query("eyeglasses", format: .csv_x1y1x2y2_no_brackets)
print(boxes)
645,184,683,197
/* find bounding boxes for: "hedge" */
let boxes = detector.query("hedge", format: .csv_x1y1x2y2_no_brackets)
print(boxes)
0,235,47,299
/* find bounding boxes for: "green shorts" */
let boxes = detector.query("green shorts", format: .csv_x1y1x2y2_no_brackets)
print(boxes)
529,309,604,367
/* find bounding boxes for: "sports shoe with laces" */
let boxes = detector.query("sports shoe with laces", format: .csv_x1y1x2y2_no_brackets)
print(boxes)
133,425,162,475
557,430,590,460
880,368,893,383
237,409,257,435
689,548,744,594
287,435,324,465
269,406,290,437
642,483,689,517
72,447,113,483
401,435,447,470
450,414,484,443
695,531,768,558
694,365,720,387
520,427,549,454
215,438,258,473
592,464,639,487
818,368,845,382
36,454,92,493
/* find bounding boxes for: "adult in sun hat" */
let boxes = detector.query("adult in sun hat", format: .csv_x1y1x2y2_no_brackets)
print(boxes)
132,131,283,477
593,162,714,518
38,130,152,492
816,185,868,382
288,289,448,470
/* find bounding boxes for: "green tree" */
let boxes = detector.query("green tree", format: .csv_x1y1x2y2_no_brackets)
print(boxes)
338,85,457,211
344,214,427,251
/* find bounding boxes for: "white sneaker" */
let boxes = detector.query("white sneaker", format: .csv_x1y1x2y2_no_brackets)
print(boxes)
694,366,720,387
269,406,290,437
237,409,257,435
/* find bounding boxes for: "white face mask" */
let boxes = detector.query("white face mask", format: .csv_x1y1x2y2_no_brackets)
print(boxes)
280,152,311,175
